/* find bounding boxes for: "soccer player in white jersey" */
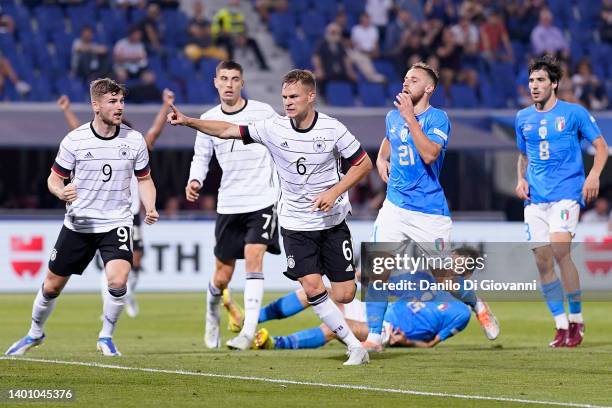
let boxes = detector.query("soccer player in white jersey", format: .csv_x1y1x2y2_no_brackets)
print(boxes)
185,61,280,350
364,62,499,352
5,78,159,357
56,89,175,318
168,69,373,365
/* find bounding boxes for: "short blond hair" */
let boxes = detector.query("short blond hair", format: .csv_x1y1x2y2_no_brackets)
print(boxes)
282,69,317,92
410,62,439,88
90,78,127,101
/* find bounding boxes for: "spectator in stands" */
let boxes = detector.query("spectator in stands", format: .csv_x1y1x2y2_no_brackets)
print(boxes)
349,12,385,83
113,26,148,80
0,7,15,34
600,0,612,43
436,27,462,88
211,0,270,71
0,53,31,97
253,0,283,25
480,9,513,62
365,0,393,47
312,22,357,97
423,0,454,24
572,59,608,111
71,25,111,82
505,0,545,45
128,70,162,104
581,197,610,223
190,1,211,26
530,8,569,59
184,21,228,63
393,31,427,81
333,10,351,41
138,3,164,54
557,60,578,104
457,0,483,22
450,11,480,59
383,9,418,55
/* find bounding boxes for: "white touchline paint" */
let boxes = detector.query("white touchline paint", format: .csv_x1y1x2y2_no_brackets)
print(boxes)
1,356,609,408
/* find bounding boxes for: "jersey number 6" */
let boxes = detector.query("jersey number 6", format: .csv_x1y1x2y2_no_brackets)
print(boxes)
296,157,307,175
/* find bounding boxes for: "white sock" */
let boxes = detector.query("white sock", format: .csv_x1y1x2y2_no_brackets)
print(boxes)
568,313,583,324
28,286,57,338
241,272,264,339
309,292,361,349
554,313,569,330
207,281,222,321
99,286,127,338
366,333,382,344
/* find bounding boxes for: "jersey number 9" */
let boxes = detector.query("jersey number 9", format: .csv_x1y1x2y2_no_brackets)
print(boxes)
102,164,112,182
398,145,415,166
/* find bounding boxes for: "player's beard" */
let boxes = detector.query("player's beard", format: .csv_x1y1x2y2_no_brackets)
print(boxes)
410,91,425,105
100,110,122,126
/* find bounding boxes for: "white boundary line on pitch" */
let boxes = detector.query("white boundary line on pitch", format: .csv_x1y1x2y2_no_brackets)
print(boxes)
1,356,609,408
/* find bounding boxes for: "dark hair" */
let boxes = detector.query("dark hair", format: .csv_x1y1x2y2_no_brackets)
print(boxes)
282,69,316,92
215,60,243,76
452,246,481,274
410,61,439,88
89,78,127,100
528,55,562,91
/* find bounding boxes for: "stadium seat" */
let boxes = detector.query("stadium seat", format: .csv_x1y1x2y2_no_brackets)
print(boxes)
311,0,339,23
168,55,196,81
301,10,326,44
325,81,354,107
373,59,398,82
490,62,516,108
289,37,314,70
289,0,310,17
429,85,447,107
450,84,479,108
55,75,87,102
34,4,65,41
269,11,296,49
358,82,386,107
66,4,96,34
342,0,365,20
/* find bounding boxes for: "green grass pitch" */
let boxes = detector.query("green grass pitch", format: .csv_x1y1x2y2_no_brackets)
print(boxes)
1,293,611,408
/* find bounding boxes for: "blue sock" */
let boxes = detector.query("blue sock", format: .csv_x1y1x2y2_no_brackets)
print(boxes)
366,300,387,336
274,327,326,349
541,279,565,317
259,291,305,323
452,277,478,309
566,290,582,314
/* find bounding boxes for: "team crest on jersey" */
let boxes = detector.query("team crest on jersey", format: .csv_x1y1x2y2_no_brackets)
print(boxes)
435,238,445,251
287,255,295,269
523,124,533,132
400,127,409,142
313,137,326,153
118,144,131,159
560,209,570,221
555,117,565,132
437,303,448,311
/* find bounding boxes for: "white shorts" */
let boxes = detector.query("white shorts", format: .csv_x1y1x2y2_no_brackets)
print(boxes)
524,199,580,247
371,199,452,255
341,298,366,323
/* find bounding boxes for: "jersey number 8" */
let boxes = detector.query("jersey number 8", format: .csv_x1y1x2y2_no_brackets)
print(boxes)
539,140,550,160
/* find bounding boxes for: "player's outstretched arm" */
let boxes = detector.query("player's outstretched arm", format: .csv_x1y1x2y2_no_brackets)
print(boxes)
311,152,373,212
144,89,175,150
57,95,81,131
515,153,530,200
394,92,441,164
376,138,391,183
47,171,76,203
583,136,609,204
389,328,440,348
167,104,241,139
137,174,159,225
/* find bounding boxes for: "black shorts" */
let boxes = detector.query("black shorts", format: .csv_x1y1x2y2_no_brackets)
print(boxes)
132,213,144,253
214,204,281,261
281,221,355,282
48,225,133,277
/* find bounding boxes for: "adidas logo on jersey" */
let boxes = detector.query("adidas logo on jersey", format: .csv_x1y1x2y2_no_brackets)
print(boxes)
261,232,270,240
280,141,289,149
119,244,129,251
84,152,94,159
346,264,353,272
